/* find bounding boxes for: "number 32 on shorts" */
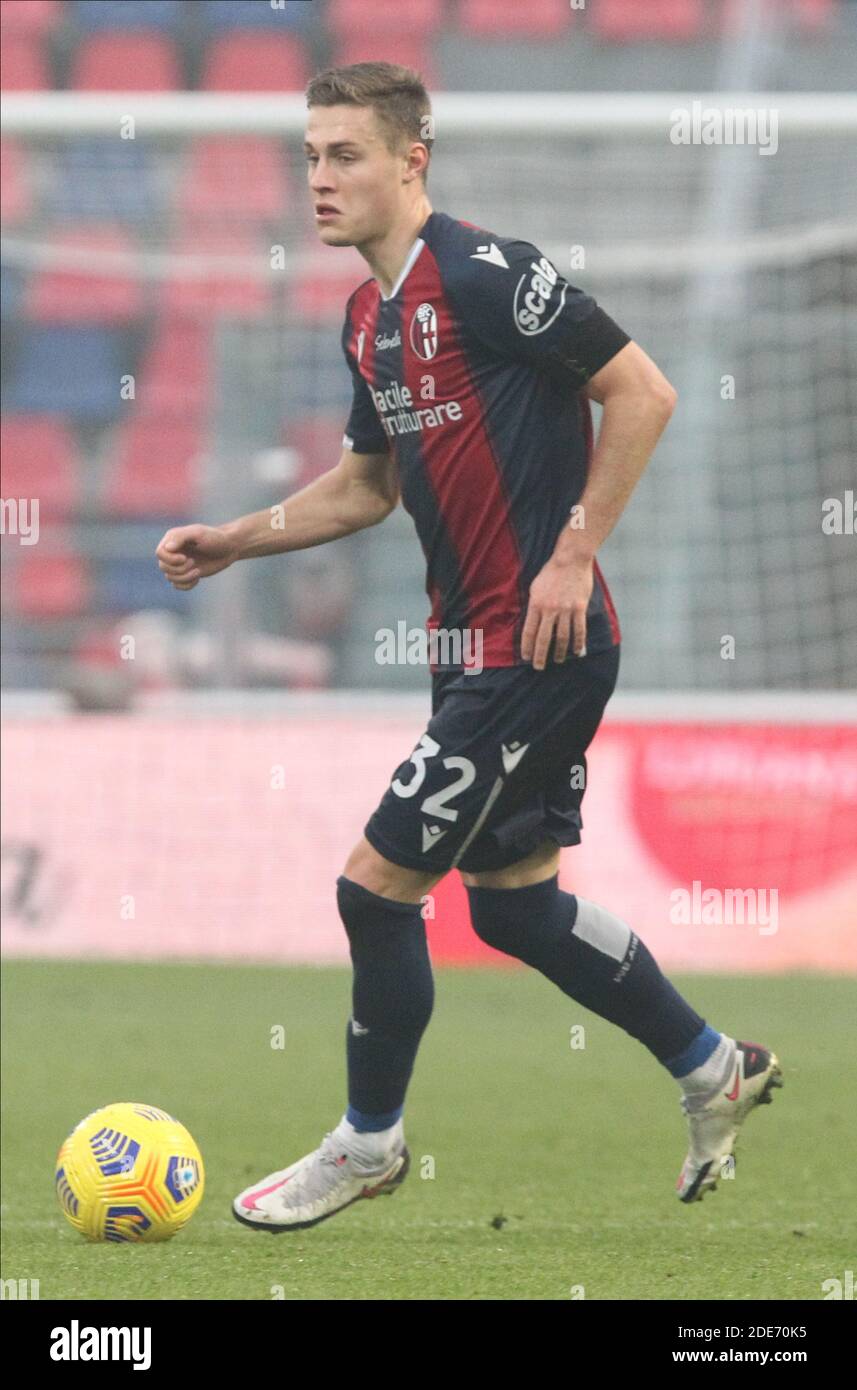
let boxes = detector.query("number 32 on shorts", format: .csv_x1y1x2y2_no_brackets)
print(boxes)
391,733,476,824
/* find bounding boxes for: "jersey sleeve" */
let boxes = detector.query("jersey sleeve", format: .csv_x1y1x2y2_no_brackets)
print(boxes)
340,318,389,455
453,239,631,387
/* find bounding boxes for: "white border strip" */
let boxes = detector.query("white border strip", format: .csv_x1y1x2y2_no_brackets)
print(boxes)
2,689,855,723
3,92,857,136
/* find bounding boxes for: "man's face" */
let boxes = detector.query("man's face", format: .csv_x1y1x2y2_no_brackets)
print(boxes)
304,104,411,247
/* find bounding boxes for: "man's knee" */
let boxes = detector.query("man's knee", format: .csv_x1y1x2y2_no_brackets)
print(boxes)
465,871,572,966
341,836,439,904
336,871,435,1037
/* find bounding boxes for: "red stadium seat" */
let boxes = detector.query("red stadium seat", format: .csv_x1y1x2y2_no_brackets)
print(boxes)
457,0,572,38
202,32,309,91
103,416,203,517
793,0,836,27
0,416,80,519
136,316,212,419
161,231,271,320
178,137,290,230
0,0,61,35
330,36,437,89
71,32,181,91
590,0,704,41
0,32,49,89
13,539,91,619
25,226,143,324
0,138,31,224
290,242,374,324
327,0,445,37
285,414,348,489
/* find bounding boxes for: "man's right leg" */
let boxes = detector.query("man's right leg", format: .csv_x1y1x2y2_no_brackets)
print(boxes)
333,838,440,1163
232,841,441,1233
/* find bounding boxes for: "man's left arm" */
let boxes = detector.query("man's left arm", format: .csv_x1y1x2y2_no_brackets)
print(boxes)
522,340,677,669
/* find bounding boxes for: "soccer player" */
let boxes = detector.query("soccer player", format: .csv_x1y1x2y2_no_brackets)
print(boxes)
156,64,782,1231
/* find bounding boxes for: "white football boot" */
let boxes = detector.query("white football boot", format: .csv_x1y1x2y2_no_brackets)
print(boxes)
676,1039,783,1203
233,1127,410,1232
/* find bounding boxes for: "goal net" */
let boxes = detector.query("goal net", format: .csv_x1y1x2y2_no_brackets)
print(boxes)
2,94,855,968
2,92,855,692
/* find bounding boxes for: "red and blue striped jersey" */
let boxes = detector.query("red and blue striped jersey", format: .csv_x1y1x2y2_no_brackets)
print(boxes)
341,211,629,666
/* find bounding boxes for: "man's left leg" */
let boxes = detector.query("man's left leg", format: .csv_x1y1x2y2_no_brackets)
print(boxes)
462,844,783,1202
462,843,710,1072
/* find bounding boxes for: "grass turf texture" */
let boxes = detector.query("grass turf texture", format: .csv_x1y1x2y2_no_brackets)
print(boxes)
2,959,854,1301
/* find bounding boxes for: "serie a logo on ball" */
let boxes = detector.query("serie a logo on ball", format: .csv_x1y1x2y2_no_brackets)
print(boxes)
55,1103,204,1243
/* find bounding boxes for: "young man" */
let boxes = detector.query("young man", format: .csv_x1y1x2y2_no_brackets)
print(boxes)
156,64,782,1232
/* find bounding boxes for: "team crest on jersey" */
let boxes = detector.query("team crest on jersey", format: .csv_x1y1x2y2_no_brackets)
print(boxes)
410,302,438,360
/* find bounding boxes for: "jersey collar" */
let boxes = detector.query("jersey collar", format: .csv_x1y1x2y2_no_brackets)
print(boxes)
377,213,434,302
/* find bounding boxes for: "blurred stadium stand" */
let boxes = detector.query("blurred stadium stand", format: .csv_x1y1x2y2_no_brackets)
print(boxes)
1,0,856,698
0,0,855,91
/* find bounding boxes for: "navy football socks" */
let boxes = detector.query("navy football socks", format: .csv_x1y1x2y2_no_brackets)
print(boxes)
334,871,713,1135
466,875,708,1064
336,875,434,1131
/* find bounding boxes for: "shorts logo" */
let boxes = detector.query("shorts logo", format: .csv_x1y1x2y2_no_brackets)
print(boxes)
513,257,567,336
410,302,438,360
422,823,448,853
501,741,529,774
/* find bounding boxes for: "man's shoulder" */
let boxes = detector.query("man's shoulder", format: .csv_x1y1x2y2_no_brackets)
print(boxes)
427,210,542,283
428,212,569,347
341,276,380,356
343,276,379,322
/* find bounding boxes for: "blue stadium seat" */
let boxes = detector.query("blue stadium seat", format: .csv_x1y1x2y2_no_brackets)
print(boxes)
69,1,183,31
6,326,127,420
198,0,313,31
98,555,188,615
44,138,159,226
1,263,25,322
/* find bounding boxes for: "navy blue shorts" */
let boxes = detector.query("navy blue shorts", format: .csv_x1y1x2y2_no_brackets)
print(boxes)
363,645,620,875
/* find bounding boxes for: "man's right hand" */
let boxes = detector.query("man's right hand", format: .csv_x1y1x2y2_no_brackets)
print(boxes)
156,524,238,591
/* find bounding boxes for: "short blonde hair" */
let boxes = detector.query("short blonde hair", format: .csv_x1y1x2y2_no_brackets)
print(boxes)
306,61,433,183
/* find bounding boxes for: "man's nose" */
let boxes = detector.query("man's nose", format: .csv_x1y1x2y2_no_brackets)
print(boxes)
310,161,335,191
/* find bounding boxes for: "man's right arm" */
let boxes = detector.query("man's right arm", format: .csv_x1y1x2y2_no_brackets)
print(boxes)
156,445,397,591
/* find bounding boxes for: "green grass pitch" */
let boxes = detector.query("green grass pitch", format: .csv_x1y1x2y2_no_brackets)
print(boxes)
2,959,854,1301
